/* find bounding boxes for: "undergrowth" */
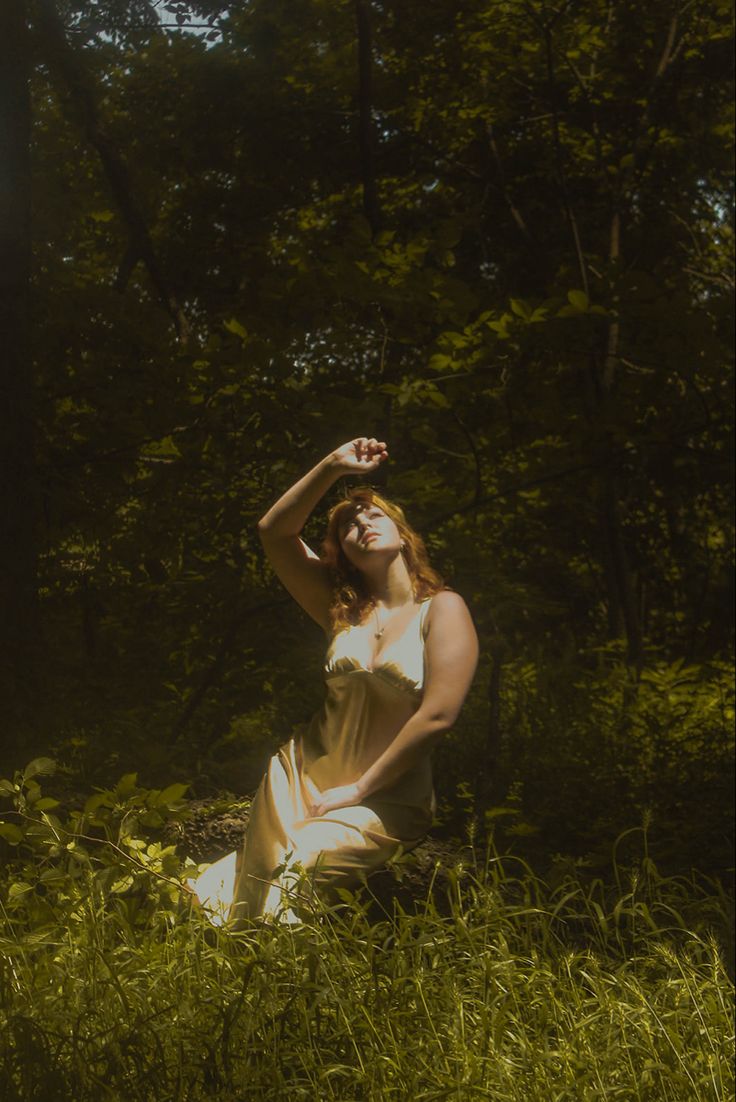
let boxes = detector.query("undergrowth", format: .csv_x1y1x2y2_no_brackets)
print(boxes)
0,760,733,1101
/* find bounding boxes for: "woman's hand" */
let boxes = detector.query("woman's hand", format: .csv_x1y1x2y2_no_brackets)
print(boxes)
331,438,388,475
307,782,362,818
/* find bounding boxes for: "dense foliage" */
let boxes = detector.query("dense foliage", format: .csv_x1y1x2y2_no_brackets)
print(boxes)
0,760,733,1100
0,1,733,1095
2,0,731,850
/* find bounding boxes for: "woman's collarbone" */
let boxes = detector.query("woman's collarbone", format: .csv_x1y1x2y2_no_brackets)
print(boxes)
365,601,422,668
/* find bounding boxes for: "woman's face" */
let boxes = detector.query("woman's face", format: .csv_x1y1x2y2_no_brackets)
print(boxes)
338,504,403,569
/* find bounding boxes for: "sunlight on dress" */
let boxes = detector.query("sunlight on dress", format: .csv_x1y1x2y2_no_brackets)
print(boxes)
187,851,237,927
189,598,436,926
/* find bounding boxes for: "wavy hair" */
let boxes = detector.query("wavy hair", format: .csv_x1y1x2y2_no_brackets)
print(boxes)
321,487,445,634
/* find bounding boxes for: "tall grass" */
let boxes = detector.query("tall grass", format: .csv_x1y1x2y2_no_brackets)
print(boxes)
1,832,733,1102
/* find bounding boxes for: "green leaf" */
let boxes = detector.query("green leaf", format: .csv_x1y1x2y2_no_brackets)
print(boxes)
0,823,23,844
439,331,468,349
224,318,248,340
115,773,139,797
141,435,181,459
8,882,33,900
23,757,56,781
426,387,449,409
0,780,17,797
567,290,589,311
111,875,135,894
154,783,189,806
139,810,165,828
84,792,111,815
123,836,147,850
484,807,520,820
507,821,540,835
428,353,452,372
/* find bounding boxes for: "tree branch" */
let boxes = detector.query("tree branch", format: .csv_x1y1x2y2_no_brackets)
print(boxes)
170,596,291,743
34,0,191,343
426,416,724,530
486,123,533,242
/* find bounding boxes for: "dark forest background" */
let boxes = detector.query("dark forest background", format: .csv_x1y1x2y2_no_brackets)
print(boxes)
1,0,733,874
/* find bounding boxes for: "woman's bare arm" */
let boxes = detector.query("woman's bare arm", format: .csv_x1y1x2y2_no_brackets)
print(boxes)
258,439,388,630
307,590,478,814
356,590,478,795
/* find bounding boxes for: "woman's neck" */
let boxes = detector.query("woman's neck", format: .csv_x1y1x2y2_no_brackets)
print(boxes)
363,555,415,608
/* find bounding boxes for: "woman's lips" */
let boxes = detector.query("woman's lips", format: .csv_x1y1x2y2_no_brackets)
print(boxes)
361,533,378,546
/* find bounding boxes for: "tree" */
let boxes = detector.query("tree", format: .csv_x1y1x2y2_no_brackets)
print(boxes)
0,0,40,752
4,0,731,805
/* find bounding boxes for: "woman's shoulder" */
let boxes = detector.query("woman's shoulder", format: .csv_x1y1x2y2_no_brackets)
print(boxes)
422,588,472,633
426,588,467,610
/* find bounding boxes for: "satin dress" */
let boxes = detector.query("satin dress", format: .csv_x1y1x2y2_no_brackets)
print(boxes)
191,597,436,926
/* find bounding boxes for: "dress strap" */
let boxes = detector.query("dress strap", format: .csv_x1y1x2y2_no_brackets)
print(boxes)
418,596,433,639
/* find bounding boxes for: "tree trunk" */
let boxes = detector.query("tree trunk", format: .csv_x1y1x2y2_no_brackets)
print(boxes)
0,0,41,755
597,209,643,668
354,0,380,237
475,635,507,808
600,475,642,666
34,0,190,342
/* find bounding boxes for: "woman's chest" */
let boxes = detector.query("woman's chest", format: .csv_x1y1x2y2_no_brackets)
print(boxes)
325,608,427,690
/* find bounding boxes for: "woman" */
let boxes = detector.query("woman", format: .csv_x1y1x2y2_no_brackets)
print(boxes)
192,437,478,925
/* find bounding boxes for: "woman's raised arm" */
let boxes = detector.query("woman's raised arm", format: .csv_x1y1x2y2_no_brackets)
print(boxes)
258,438,388,630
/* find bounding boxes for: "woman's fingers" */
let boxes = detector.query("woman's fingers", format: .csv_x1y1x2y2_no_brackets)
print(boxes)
356,438,372,466
340,437,389,470
364,438,386,463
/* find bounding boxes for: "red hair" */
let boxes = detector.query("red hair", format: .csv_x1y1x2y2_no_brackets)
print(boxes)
321,487,445,633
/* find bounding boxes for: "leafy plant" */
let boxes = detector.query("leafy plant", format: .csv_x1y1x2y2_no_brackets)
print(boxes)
0,802,732,1102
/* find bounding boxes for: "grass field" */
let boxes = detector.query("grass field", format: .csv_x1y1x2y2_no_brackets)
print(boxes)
1,825,733,1102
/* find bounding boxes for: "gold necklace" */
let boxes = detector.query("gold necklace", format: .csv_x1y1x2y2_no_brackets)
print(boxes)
372,601,412,638
373,605,386,639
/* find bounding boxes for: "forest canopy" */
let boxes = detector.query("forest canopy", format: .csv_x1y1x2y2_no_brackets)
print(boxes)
0,0,733,866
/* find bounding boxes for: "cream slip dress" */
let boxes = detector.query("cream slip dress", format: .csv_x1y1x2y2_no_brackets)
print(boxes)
191,597,436,926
